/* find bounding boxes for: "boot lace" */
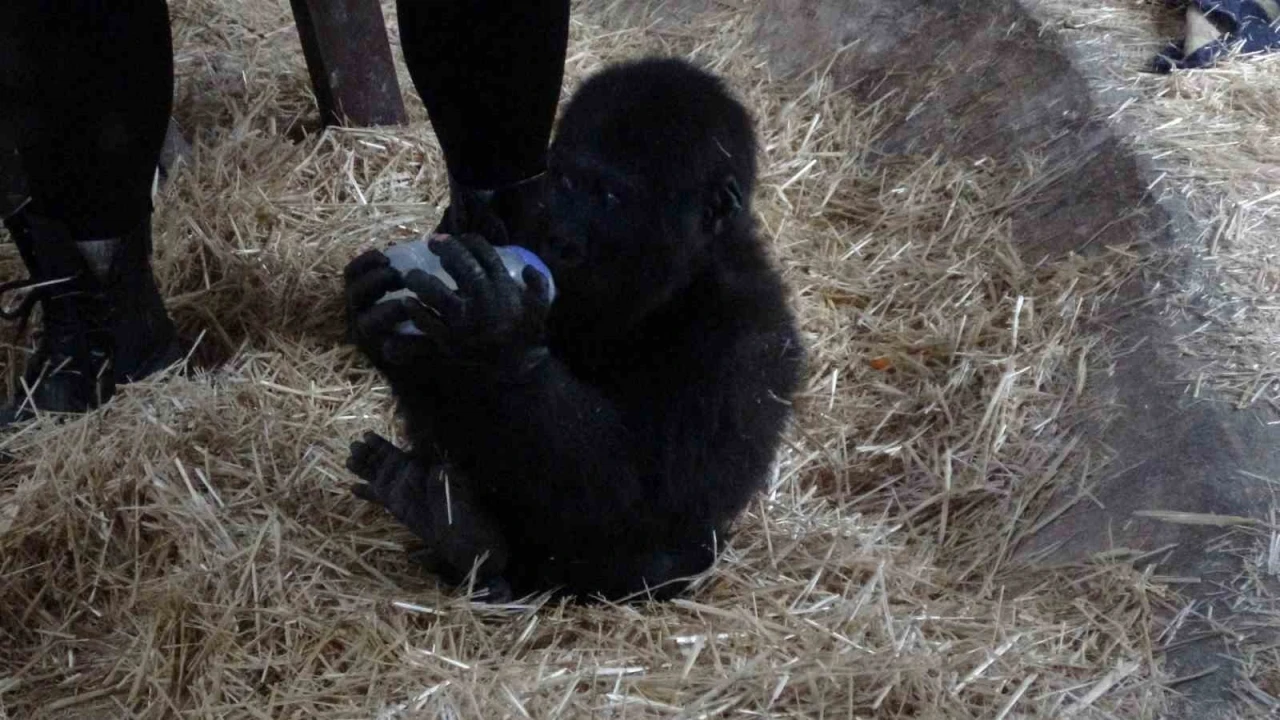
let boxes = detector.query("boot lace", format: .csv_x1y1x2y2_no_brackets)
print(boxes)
0,274,79,335
0,271,108,403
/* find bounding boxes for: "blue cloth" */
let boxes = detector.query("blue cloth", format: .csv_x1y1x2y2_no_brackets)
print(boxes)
1152,0,1280,71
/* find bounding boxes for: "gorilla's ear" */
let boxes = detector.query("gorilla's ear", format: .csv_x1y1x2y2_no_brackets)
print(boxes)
704,174,744,236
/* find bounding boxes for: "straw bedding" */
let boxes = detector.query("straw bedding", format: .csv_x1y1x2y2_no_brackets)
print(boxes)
0,1,1197,717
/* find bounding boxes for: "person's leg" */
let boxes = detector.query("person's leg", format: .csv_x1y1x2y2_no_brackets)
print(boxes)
5,2,173,238
395,0,570,242
0,0,180,424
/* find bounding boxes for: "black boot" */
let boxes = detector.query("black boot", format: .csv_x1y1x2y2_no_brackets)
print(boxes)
434,172,548,248
0,211,182,425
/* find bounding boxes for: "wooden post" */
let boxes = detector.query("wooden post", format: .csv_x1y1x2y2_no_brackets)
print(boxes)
289,0,408,127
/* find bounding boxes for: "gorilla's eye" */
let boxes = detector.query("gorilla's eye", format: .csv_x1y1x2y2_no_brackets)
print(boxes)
604,191,621,209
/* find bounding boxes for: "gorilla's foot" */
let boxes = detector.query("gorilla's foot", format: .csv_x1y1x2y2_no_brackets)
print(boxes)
408,548,514,604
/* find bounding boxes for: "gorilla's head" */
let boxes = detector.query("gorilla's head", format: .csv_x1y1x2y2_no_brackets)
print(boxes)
541,57,758,327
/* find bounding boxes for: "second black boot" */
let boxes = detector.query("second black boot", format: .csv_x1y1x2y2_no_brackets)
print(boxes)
0,212,182,426
433,172,548,248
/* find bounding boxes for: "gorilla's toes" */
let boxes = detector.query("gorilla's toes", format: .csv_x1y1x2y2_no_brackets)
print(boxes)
345,439,377,481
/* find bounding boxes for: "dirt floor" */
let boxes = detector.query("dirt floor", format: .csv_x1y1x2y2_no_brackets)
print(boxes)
1,0,1277,718
1031,0,1280,412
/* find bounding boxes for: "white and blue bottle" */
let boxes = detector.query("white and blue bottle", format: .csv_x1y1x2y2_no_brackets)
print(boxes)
378,238,556,336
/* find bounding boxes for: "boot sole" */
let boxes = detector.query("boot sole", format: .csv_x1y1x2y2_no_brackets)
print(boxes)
0,338,187,428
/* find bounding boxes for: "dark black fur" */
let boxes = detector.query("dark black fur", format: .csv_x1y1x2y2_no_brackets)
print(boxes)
344,57,803,601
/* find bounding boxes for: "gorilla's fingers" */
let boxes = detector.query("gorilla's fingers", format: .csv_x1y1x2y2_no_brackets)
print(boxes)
347,266,403,310
351,483,380,504
348,431,396,470
362,432,403,475
402,299,448,337
357,300,410,339
344,249,391,282
348,431,406,494
458,234,510,287
347,440,377,481
404,269,466,327
432,237,494,308
521,265,552,310
381,334,434,368
361,430,397,455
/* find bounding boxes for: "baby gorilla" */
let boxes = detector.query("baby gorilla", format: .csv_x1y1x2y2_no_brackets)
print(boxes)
344,57,803,601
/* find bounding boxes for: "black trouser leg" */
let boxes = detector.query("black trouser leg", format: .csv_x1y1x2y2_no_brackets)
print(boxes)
1,0,174,240
396,0,570,189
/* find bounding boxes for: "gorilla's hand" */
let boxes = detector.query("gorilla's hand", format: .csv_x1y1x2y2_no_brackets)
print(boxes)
404,234,552,379
344,249,440,371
